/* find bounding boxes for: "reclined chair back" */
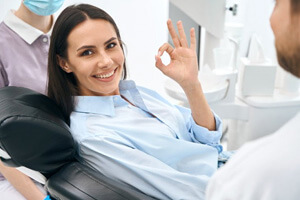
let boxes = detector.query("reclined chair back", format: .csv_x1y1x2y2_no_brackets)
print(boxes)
0,86,75,177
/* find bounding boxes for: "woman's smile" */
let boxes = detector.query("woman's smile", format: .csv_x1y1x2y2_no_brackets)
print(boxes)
92,67,118,82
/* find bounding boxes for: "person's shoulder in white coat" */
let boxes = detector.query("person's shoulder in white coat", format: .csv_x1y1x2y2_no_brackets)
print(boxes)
206,112,300,200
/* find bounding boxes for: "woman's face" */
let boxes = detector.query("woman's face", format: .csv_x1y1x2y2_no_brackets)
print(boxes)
60,19,124,96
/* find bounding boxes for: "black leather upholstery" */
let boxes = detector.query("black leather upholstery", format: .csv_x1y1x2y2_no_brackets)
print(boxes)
46,162,155,200
0,86,156,200
0,86,75,177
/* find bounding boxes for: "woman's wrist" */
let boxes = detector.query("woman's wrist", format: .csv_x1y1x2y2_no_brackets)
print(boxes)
180,80,203,96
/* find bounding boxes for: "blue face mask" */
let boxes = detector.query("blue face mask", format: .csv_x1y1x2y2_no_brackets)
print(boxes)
23,0,64,16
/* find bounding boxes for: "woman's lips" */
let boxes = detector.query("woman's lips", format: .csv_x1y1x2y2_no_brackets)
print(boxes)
93,68,118,82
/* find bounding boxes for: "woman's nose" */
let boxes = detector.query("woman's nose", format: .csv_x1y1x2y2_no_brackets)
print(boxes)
97,51,113,68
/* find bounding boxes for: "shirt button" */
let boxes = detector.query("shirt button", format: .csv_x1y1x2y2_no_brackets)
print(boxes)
43,37,48,43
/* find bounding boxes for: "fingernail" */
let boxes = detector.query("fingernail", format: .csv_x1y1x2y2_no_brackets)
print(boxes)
157,51,161,57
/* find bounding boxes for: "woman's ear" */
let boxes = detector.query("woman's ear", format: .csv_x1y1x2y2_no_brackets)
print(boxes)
57,55,72,73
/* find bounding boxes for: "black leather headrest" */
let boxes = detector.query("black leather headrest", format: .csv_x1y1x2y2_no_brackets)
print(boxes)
0,86,75,177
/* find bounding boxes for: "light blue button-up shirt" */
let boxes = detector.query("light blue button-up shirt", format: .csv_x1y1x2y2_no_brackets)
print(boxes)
70,80,222,200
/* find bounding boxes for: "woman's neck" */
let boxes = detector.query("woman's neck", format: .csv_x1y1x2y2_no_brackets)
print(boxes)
14,3,53,33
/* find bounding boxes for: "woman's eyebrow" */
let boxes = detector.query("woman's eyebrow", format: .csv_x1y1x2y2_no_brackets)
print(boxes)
104,37,117,45
76,37,117,51
77,45,95,51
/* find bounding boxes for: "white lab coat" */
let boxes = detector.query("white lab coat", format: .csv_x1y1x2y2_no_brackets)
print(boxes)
206,112,300,200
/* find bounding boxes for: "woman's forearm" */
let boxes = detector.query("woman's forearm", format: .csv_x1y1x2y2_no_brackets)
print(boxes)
0,160,46,200
181,81,216,131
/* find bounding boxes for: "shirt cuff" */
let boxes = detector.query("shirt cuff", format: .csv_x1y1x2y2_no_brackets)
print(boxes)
188,111,223,153
44,195,52,200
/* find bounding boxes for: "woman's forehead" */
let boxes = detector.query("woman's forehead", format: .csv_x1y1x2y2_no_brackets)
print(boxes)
67,19,117,47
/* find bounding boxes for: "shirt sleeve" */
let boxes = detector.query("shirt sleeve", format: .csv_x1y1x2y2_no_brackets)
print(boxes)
136,86,223,152
175,105,223,153
77,133,208,200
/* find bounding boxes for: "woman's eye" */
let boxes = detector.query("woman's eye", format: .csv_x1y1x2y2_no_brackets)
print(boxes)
81,50,93,56
107,42,116,49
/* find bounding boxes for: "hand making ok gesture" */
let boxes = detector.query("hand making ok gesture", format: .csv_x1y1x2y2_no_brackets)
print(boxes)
156,19,216,131
155,19,199,90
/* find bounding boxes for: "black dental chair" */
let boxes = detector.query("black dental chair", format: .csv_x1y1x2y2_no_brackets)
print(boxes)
0,86,156,200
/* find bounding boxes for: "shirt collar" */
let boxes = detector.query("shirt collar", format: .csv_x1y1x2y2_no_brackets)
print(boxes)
74,80,147,116
3,10,52,45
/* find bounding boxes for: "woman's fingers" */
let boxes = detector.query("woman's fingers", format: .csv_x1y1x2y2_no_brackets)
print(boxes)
155,53,165,70
167,19,195,50
155,43,174,72
190,27,196,51
177,21,188,48
158,43,174,56
167,19,181,48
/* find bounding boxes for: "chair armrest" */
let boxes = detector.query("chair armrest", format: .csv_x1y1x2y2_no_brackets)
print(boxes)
46,162,156,200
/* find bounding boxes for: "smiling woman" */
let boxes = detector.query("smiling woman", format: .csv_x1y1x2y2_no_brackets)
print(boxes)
47,3,223,200
57,19,124,96
47,4,128,119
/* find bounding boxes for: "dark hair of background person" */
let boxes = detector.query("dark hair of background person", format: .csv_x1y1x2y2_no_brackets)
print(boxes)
47,4,127,123
291,0,300,14
275,0,300,79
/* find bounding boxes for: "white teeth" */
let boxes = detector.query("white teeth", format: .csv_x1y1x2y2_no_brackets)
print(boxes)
95,70,115,79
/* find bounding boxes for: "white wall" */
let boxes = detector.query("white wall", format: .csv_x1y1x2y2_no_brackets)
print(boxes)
0,1,20,20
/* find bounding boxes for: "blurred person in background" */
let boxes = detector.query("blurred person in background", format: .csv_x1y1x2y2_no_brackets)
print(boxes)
0,0,64,199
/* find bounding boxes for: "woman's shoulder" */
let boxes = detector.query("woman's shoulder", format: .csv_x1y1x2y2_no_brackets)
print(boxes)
0,22,16,44
120,80,161,98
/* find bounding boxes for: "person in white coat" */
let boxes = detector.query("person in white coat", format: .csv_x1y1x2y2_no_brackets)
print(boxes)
206,0,300,199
